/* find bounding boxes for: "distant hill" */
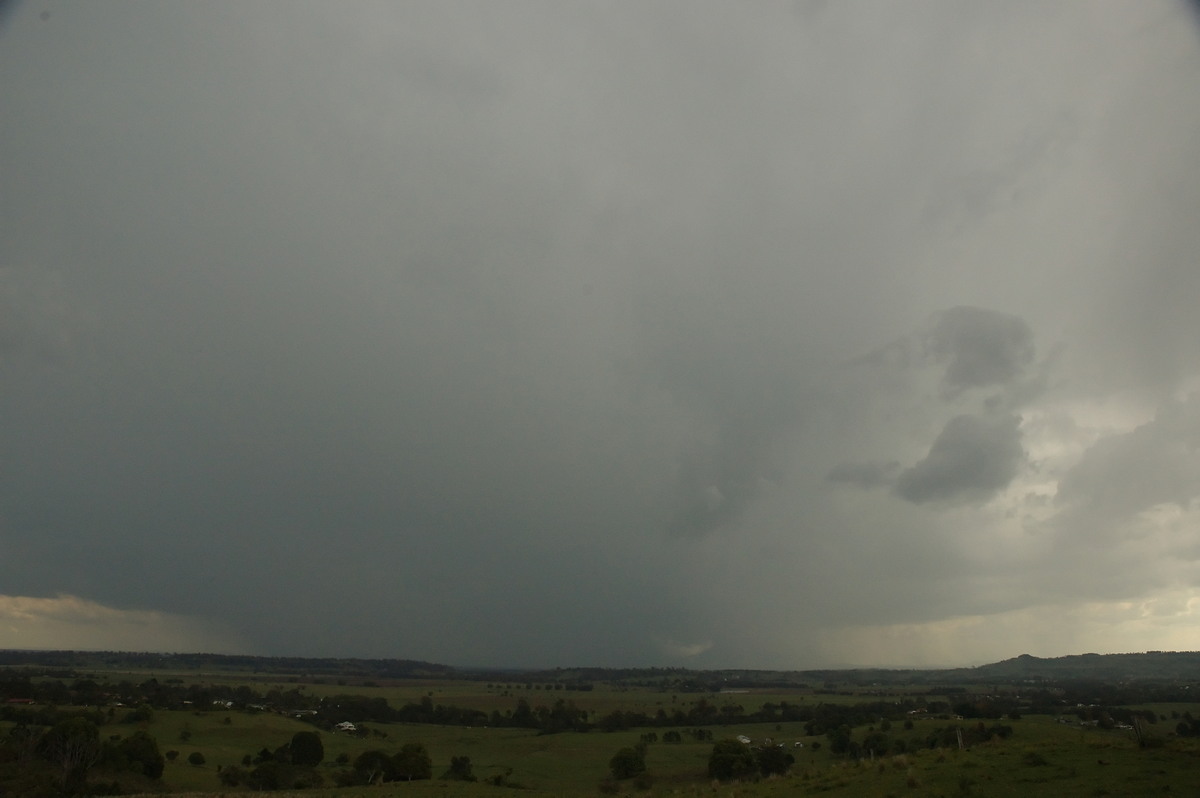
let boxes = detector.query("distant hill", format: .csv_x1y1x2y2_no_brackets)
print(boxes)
0,650,455,679
946,651,1200,683
504,652,1200,687
0,649,1196,685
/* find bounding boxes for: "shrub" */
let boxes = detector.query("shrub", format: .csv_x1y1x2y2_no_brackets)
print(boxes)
609,746,646,780
441,755,476,781
187,751,206,766
218,765,246,787
486,768,525,789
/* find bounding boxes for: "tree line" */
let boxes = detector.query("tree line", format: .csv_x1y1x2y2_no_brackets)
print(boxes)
0,713,167,796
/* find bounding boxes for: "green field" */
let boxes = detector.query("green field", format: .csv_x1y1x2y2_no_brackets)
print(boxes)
70,702,1200,797
110,713,1200,797
8,660,1200,797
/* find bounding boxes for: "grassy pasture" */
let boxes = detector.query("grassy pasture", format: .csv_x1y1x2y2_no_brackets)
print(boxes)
92,703,832,793
124,718,1200,798
23,666,1200,797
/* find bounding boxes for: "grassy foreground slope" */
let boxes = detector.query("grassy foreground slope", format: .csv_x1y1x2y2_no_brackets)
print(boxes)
113,711,1200,797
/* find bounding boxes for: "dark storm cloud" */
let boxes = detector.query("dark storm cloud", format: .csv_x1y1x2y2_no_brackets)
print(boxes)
1,0,1199,667
926,306,1035,397
0,267,76,366
826,460,900,490
895,413,1025,504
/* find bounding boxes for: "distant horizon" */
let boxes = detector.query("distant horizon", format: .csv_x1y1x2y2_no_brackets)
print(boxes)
2,646,1196,675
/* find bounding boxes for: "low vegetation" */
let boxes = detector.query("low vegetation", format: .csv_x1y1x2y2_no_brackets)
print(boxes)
2,650,1200,796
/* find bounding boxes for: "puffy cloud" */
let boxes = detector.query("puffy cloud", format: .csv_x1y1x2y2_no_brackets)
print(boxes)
1038,394,1200,599
1055,393,1200,520
926,306,1035,397
895,413,1025,504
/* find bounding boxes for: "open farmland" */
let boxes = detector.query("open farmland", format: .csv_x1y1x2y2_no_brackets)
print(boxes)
117,712,1200,797
4,651,1200,796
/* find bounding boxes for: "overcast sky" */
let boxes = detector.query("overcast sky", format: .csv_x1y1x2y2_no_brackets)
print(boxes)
1,1,1199,669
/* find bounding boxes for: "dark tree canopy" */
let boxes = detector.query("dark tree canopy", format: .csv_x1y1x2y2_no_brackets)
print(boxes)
352,750,397,785
755,744,794,777
289,731,324,766
609,746,646,780
116,730,165,779
442,755,476,781
37,717,101,794
393,742,432,781
707,738,756,781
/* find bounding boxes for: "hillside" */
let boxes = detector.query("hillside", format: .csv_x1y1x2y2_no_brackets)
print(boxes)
2,649,1197,686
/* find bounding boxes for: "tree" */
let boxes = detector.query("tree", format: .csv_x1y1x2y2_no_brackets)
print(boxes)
37,717,101,794
707,738,756,781
826,725,852,755
117,730,165,779
442,755,476,781
352,750,396,785
392,742,432,781
755,744,794,777
218,765,248,787
289,731,323,766
512,698,536,728
861,729,889,757
187,751,206,766
608,746,646,780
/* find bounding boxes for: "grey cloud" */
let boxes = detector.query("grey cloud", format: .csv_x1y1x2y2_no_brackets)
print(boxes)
1029,392,1200,608
826,460,900,489
0,267,80,368
0,1,1198,668
895,413,1025,504
926,307,1035,397
1055,394,1200,521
